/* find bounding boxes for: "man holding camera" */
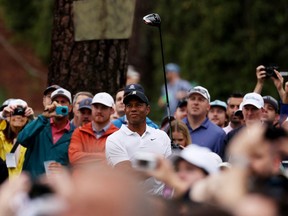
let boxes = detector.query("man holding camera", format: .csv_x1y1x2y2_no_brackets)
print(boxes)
17,88,74,179
106,90,171,195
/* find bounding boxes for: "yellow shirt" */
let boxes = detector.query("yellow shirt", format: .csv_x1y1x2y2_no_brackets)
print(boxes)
0,120,26,178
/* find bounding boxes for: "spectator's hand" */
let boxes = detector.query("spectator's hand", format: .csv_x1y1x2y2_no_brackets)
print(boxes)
147,156,191,198
146,156,175,183
271,70,286,101
43,101,62,118
47,162,64,176
254,65,266,94
2,105,15,118
0,173,31,216
24,107,34,118
282,81,288,104
256,65,266,84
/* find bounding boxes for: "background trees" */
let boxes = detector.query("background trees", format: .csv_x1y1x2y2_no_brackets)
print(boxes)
0,0,288,121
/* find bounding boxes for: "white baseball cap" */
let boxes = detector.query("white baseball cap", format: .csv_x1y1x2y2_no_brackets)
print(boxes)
92,92,114,107
241,92,264,109
9,99,28,108
51,88,72,103
188,86,211,102
173,145,219,174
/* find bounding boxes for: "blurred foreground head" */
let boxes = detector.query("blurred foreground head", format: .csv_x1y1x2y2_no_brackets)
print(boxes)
228,124,288,177
63,166,157,216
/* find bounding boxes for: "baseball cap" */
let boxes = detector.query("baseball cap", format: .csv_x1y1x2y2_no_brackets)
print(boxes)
210,100,227,110
123,90,149,105
124,84,145,96
9,99,28,108
165,63,180,73
92,92,114,107
43,85,61,96
188,86,211,102
172,145,219,174
177,99,187,108
241,92,264,109
263,95,278,112
51,88,72,103
78,98,92,110
0,98,15,111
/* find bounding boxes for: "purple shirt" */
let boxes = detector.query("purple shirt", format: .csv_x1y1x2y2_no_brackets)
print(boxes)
183,117,225,157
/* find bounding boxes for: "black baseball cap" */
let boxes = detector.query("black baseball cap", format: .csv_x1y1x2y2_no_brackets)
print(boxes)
124,84,144,96
123,90,149,105
43,85,61,96
78,98,92,110
177,99,187,108
263,95,279,112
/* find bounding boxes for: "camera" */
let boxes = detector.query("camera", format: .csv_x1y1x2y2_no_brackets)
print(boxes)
133,152,158,171
264,65,279,79
13,106,26,116
55,106,69,116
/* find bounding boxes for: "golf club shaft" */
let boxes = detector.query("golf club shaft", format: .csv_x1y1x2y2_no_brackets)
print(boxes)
158,26,173,142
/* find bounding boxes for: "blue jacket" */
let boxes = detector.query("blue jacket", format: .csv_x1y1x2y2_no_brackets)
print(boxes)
17,115,75,179
112,115,159,129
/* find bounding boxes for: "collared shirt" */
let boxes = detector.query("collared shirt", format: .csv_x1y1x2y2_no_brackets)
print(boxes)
106,124,171,195
51,118,70,144
182,117,226,157
92,122,111,139
223,122,234,134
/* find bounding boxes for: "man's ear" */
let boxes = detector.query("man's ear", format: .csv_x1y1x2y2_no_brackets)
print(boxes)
146,105,151,115
110,107,115,115
68,104,73,113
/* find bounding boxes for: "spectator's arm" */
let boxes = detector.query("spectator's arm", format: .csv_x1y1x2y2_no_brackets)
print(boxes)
271,70,286,102
253,65,266,94
17,115,49,147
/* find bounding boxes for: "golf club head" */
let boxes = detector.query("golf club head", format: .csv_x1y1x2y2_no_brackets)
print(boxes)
143,13,161,27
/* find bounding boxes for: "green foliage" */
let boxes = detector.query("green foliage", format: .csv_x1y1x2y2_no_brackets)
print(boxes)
153,0,288,100
0,0,53,61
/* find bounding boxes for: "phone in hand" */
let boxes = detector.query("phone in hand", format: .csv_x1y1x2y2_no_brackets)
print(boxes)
133,152,158,171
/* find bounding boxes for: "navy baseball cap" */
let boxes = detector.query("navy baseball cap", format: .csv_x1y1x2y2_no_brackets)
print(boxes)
124,84,144,96
78,98,92,110
123,90,149,105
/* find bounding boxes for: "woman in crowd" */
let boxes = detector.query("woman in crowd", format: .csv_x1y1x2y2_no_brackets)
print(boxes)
166,120,192,149
0,99,34,179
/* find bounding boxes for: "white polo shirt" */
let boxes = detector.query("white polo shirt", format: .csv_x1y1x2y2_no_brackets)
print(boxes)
106,124,172,194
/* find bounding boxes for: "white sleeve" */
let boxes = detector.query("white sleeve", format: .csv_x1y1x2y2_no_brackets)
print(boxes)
163,132,172,158
105,135,130,166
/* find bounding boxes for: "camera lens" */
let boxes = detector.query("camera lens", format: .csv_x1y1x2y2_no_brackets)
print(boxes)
61,108,67,114
138,160,148,167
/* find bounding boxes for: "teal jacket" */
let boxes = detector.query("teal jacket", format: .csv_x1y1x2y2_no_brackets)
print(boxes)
17,115,75,179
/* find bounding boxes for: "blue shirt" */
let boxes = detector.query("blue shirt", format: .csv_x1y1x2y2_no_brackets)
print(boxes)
160,79,193,115
183,117,226,157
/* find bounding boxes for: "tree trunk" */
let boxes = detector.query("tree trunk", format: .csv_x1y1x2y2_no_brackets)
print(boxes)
48,0,128,96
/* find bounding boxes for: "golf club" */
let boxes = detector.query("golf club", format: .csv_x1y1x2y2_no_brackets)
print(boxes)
143,13,181,150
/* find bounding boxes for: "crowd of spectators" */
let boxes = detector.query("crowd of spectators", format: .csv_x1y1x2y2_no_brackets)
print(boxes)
1,64,288,215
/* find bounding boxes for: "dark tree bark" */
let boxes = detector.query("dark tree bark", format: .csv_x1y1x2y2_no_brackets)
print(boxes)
48,0,128,96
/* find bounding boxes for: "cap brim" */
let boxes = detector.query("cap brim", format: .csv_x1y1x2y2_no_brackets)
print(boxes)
188,92,209,101
78,106,92,110
123,94,148,105
242,100,262,109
